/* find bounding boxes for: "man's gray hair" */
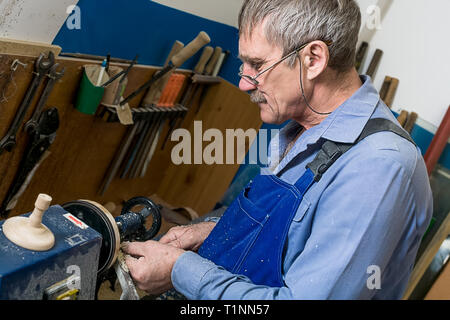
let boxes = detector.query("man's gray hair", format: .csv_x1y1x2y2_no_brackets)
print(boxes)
238,0,361,72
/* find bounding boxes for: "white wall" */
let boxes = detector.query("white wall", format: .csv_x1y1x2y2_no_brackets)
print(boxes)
357,0,450,131
0,0,78,43
152,0,244,27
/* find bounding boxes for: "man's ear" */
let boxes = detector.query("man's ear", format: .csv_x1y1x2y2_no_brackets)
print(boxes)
302,41,330,80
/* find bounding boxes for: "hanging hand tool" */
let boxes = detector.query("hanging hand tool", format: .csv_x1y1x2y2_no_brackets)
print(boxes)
380,76,399,108
100,54,138,88
365,49,383,79
193,46,222,115
120,108,157,179
212,50,230,77
158,48,227,153
355,41,369,73
24,63,65,135
98,32,209,194
0,107,59,218
59,52,133,64
0,59,28,105
0,52,55,154
117,46,185,179
180,46,214,108
125,32,211,178
160,105,188,150
397,110,409,127
403,112,418,134
120,31,211,107
142,41,185,106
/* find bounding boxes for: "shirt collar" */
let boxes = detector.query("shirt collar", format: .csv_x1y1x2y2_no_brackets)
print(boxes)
321,75,379,144
270,75,380,172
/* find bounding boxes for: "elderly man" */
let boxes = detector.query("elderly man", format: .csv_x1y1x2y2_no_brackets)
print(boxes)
124,0,433,299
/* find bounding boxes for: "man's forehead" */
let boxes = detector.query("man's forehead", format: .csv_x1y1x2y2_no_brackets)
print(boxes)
238,26,279,64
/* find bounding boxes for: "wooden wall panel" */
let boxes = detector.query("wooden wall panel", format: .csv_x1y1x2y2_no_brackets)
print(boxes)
0,53,261,219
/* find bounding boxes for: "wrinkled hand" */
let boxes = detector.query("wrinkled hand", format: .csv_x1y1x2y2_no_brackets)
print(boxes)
158,222,216,251
123,240,185,295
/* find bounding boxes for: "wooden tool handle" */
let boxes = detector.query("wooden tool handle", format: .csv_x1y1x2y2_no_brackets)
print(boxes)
366,49,383,79
164,41,185,67
171,31,211,67
397,110,409,127
379,76,392,101
212,51,229,77
384,77,399,108
194,46,214,74
204,46,223,76
355,41,369,72
143,41,185,106
403,112,418,134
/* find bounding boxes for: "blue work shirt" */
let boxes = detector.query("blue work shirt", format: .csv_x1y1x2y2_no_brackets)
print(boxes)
171,75,433,299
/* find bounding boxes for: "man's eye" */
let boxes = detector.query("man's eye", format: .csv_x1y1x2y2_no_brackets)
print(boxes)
252,64,263,72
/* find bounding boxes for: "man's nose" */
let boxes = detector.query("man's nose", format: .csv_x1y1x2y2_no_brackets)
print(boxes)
239,77,257,92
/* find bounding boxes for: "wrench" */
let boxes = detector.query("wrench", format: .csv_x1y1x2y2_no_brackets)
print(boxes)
0,52,55,154
0,107,59,217
24,63,65,135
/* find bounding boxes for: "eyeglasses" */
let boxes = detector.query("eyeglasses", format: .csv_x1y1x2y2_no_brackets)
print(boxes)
238,40,332,86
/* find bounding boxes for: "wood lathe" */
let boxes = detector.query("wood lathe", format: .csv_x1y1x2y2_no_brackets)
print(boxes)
0,194,161,300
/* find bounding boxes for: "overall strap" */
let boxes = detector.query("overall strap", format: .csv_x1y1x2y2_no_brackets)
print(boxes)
305,118,416,182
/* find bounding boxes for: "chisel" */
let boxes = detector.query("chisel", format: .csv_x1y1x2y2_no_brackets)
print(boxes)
121,31,211,106
142,41,185,106
140,47,219,177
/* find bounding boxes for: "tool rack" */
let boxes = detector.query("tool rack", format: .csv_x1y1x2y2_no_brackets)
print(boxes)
0,50,262,218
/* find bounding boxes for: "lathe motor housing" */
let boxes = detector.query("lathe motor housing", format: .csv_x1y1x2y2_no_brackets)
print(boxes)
0,205,102,300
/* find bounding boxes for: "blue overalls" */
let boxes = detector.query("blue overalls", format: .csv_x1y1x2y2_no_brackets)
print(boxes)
198,118,416,287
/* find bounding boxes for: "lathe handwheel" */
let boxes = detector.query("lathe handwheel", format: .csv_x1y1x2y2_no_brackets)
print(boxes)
121,196,162,241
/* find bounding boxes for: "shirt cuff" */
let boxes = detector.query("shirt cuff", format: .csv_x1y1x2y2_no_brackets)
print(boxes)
171,251,217,299
203,216,220,223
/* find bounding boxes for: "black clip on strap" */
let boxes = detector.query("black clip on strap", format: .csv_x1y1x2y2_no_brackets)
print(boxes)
306,141,347,182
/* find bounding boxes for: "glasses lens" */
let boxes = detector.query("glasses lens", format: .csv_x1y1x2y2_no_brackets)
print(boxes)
238,65,258,86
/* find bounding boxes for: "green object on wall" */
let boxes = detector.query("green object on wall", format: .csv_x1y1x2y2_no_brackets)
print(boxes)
75,65,106,115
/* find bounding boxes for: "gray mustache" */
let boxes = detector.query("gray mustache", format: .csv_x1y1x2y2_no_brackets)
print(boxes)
250,90,267,104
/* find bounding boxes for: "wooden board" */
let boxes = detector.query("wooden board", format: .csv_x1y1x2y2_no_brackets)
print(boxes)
0,38,61,57
0,53,261,218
